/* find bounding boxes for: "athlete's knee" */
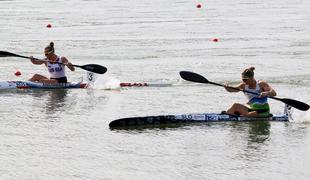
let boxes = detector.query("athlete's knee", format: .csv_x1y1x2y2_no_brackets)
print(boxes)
32,74,41,78
29,74,38,81
231,103,242,108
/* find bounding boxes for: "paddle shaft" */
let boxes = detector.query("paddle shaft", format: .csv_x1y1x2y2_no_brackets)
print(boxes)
5,53,29,59
207,79,299,104
1,50,77,66
31,58,107,74
0,51,107,74
208,81,262,96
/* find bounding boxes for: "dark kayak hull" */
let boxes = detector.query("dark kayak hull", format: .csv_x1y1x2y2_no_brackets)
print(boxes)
109,113,289,128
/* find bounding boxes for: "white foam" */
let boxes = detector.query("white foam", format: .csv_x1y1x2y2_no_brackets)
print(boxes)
92,76,121,90
291,110,310,123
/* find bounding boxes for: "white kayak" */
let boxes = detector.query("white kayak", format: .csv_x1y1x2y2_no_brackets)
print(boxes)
0,80,173,89
0,71,173,90
0,81,88,89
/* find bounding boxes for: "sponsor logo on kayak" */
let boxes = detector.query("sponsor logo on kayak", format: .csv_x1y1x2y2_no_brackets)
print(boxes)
205,115,219,121
16,81,28,88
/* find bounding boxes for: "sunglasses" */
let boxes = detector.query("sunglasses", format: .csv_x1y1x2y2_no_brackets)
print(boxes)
242,78,249,82
45,50,53,56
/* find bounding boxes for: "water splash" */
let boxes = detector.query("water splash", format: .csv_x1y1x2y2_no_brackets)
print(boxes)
92,75,121,90
291,110,310,123
300,112,310,123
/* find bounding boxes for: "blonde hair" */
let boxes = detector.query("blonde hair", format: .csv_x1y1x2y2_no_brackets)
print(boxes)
45,42,55,53
242,66,255,78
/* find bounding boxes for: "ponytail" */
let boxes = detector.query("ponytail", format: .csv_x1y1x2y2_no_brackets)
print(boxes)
45,41,55,53
242,66,255,78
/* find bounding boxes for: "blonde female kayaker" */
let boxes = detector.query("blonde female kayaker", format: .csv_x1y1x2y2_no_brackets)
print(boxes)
224,66,277,117
29,42,75,83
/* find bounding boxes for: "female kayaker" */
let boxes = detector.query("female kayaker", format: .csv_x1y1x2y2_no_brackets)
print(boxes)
29,42,75,83
224,66,277,117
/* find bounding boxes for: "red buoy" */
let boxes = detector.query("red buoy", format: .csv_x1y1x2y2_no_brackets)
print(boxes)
196,4,202,8
212,38,219,42
46,24,52,28
15,71,21,76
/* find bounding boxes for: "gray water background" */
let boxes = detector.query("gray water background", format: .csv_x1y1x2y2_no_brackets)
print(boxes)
1,0,310,179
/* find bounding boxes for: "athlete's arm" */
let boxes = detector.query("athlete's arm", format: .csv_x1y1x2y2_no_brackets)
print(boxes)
30,56,45,65
259,81,276,97
61,57,75,71
224,82,244,93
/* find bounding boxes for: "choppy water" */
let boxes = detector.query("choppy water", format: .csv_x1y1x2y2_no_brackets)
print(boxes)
1,0,310,179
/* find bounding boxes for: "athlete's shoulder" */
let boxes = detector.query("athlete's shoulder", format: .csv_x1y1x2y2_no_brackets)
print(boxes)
258,80,272,91
258,80,269,86
60,56,69,63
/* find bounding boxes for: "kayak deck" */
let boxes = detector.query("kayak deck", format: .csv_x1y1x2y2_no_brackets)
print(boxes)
120,82,172,87
0,81,87,89
0,81,171,89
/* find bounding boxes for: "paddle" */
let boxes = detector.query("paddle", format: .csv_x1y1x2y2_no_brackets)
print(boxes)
179,71,310,111
0,51,107,74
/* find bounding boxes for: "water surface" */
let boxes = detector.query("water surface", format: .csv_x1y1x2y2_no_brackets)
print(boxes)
1,0,310,179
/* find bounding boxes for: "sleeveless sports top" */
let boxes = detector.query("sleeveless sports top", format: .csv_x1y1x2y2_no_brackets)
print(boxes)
243,80,268,105
46,56,66,78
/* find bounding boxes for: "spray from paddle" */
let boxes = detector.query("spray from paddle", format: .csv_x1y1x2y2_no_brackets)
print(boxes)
93,76,120,90
292,111,310,123
86,72,120,90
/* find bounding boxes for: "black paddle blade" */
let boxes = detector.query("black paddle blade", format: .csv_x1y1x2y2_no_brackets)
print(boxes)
179,71,209,83
0,51,28,58
0,51,14,57
79,64,107,74
0,51,20,57
280,98,309,111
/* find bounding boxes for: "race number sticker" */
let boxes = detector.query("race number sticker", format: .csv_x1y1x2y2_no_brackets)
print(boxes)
87,72,93,81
